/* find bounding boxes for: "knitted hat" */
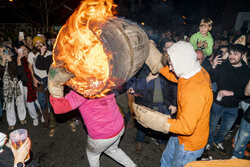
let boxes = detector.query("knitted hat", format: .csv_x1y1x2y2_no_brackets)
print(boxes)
32,36,45,46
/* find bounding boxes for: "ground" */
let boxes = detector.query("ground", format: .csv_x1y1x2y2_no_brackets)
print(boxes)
0,111,249,167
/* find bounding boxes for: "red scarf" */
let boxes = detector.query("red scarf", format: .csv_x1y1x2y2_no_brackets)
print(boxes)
21,57,37,102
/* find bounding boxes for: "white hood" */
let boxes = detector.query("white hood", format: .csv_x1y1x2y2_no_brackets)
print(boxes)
167,41,201,79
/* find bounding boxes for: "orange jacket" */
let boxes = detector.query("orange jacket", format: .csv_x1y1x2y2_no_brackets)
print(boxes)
160,66,213,151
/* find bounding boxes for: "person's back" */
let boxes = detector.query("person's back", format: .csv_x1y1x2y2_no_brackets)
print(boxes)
190,18,213,57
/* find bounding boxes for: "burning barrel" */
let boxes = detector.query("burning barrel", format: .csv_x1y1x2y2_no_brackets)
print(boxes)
53,17,149,98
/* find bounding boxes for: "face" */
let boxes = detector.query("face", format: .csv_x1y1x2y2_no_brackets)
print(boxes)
165,31,172,38
26,36,33,45
199,24,211,36
163,41,174,52
220,47,228,56
220,40,228,46
50,38,56,46
228,50,242,66
21,46,28,56
196,51,205,64
35,40,43,49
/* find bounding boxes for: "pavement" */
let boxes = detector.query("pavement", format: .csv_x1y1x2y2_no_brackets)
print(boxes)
0,111,249,167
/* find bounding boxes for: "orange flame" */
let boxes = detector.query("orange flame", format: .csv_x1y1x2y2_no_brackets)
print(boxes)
53,0,117,98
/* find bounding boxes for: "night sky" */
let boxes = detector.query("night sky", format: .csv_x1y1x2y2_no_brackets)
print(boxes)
0,0,249,31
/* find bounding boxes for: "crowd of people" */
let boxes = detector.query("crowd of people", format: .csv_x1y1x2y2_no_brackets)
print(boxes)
0,16,249,167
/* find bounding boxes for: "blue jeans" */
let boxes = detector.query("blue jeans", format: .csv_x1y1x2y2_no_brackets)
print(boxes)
136,103,169,143
161,136,204,167
37,92,47,110
233,118,250,158
207,103,238,145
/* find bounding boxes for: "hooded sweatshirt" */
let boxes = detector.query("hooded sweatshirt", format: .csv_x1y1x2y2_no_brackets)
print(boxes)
190,31,213,57
160,41,213,151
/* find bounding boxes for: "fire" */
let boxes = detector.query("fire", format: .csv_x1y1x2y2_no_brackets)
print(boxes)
53,0,117,98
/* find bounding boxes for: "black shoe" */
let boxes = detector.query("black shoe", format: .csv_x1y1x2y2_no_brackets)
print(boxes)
201,151,213,161
215,143,226,153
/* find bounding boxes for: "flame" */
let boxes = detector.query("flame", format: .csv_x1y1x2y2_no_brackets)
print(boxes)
53,0,117,98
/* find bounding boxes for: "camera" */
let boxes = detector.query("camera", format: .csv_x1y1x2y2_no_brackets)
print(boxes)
218,50,223,58
3,49,9,55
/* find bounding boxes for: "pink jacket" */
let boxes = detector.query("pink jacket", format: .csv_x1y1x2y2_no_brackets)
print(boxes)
50,91,124,139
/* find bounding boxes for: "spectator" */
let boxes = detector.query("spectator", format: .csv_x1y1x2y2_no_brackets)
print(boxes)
0,44,26,130
0,132,32,167
25,35,33,52
190,17,213,57
35,45,78,136
129,64,176,153
16,44,43,126
206,44,250,155
27,36,51,128
115,85,133,129
196,49,205,65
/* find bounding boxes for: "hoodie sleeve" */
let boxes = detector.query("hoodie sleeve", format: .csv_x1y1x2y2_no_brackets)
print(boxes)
50,90,87,114
204,35,213,56
160,66,178,83
189,33,198,50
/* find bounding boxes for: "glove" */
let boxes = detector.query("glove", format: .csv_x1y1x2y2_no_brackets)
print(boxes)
145,41,164,74
132,102,171,133
48,64,74,98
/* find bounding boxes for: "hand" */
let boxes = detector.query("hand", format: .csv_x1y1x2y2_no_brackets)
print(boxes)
48,64,74,98
218,90,234,97
197,41,204,48
40,45,47,56
169,105,177,115
17,49,25,60
128,87,135,94
212,55,222,69
145,42,164,74
146,72,159,83
132,102,171,133
203,41,208,48
33,78,40,88
4,54,12,62
9,138,31,166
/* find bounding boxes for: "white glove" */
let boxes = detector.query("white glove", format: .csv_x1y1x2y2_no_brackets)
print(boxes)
48,64,74,98
145,41,164,74
132,102,171,133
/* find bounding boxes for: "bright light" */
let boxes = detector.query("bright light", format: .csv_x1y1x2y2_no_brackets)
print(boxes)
163,0,167,2
9,0,13,2
182,16,186,19
141,22,145,26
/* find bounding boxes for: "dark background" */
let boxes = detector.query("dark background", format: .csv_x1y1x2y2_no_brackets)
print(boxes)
0,0,249,31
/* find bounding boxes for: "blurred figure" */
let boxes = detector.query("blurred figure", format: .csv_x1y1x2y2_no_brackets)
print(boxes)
190,17,213,57
27,36,51,128
25,35,33,52
195,49,205,65
16,44,42,126
0,44,26,130
206,44,250,155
